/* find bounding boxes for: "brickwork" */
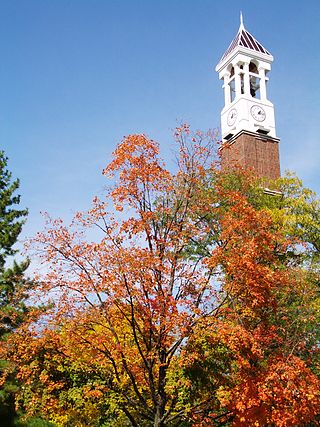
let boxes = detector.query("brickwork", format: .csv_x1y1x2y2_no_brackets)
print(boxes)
220,131,280,180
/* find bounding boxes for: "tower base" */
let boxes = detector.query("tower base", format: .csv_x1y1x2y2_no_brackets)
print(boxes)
220,130,280,180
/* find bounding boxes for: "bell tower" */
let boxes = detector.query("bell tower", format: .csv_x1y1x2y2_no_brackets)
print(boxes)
216,14,280,180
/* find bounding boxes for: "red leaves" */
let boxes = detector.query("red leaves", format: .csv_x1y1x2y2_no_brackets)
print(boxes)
200,184,320,426
7,127,320,426
224,355,320,427
103,134,171,210
207,190,288,315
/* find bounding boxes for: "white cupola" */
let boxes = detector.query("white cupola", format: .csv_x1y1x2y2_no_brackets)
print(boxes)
216,14,276,141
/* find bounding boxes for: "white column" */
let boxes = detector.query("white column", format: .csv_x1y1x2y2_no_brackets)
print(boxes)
243,62,250,95
259,67,267,100
223,72,231,105
234,64,241,98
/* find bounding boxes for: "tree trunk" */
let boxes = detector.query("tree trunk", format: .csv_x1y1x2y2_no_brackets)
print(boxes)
154,351,167,427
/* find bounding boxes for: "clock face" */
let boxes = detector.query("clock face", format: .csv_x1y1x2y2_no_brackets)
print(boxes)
251,105,266,122
227,108,237,126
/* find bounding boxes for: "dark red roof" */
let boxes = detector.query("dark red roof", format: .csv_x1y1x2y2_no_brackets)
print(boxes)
219,25,271,63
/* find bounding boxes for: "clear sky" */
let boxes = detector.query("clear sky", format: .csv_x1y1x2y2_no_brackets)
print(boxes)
1,0,320,242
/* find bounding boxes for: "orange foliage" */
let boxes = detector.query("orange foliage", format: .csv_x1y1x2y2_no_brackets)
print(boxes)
191,186,320,426
4,127,320,426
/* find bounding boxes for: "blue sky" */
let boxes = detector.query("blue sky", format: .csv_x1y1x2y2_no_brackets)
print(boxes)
1,0,320,241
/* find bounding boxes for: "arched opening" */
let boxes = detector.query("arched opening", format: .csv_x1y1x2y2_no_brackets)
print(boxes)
239,64,244,94
249,61,260,98
249,62,258,73
228,66,236,102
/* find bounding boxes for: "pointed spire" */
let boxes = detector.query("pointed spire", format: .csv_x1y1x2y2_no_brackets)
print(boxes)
240,11,244,30
216,15,272,67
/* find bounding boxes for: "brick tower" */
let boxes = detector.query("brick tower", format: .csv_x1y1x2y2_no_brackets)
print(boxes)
216,14,280,180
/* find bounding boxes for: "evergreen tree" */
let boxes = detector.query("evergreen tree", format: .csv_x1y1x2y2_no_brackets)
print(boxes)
0,152,27,267
0,150,29,337
0,150,29,426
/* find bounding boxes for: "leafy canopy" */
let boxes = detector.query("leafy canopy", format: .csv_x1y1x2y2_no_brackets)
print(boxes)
4,128,320,427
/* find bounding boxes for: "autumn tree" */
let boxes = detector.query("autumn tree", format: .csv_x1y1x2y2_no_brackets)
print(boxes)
12,127,220,426
183,173,320,426
6,127,320,426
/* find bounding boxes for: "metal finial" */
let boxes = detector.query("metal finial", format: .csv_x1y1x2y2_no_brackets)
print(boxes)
240,11,244,28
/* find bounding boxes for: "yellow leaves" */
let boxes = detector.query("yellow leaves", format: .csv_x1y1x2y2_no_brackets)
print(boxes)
15,127,320,426
216,386,231,407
